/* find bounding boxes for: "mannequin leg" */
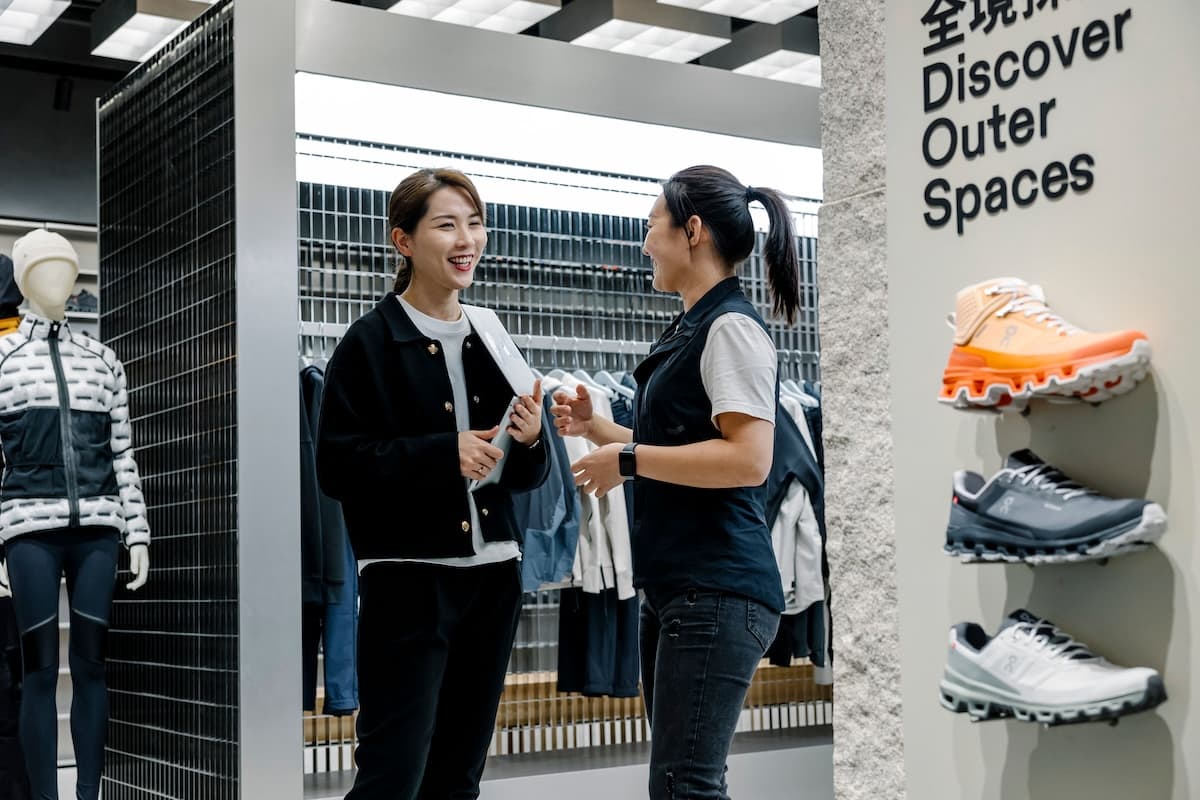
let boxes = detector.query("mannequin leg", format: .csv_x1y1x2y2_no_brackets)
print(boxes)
61,529,119,800
5,535,66,800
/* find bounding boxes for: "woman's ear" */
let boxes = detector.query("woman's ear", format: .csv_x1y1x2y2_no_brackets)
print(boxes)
686,214,706,246
391,227,413,258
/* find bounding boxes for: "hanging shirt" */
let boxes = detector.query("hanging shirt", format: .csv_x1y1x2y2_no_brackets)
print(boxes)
359,297,519,569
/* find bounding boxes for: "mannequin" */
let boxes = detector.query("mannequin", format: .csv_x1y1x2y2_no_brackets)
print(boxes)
0,229,151,800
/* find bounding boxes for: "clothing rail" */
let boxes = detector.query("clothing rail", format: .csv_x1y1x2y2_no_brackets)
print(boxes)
300,320,816,364
299,320,653,355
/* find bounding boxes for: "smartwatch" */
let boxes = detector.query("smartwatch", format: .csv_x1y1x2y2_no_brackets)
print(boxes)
619,442,639,479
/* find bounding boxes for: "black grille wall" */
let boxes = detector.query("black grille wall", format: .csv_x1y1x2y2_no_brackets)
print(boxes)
97,3,238,799
298,181,820,382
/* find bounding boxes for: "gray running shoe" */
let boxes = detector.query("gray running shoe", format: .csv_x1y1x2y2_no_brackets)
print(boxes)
945,449,1166,565
940,609,1166,726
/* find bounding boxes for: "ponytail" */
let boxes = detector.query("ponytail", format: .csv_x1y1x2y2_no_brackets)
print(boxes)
393,257,412,293
747,187,800,325
662,165,802,325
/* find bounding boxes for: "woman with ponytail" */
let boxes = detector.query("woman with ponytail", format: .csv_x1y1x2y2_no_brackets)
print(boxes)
552,165,799,799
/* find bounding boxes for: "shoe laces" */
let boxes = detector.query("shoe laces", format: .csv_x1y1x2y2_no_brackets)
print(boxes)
1011,618,1098,662
1009,463,1094,501
985,282,1082,336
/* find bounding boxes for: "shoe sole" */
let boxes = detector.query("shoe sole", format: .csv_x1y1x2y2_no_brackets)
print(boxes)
945,503,1167,565
939,673,1167,726
939,339,1151,412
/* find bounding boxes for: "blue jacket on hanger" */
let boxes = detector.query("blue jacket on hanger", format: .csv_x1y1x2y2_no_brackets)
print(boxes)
513,394,580,592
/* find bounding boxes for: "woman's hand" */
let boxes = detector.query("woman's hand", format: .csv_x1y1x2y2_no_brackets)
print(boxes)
551,384,595,438
508,379,544,446
572,442,624,498
460,426,504,481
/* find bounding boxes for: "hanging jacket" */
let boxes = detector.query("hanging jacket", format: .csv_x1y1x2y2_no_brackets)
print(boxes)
0,256,19,326
0,313,150,546
513,392,580,592
0,255,22,339
299,365,347,605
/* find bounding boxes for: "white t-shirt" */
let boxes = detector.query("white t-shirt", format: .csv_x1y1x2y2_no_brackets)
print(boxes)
358,297,520,571
700,312,779,429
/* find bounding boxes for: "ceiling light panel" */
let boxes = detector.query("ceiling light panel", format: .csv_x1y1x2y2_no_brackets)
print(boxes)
657,0,816,26
573,18,728,62
697,15,819,85
91,0,211,63
0,0,70,46
92,12,188,60
382,0,560,34
733,50,820,85
540,0,730,62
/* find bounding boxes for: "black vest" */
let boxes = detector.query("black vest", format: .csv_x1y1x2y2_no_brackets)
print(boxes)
632,277,785,613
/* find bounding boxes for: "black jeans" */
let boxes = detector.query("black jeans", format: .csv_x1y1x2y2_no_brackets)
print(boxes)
346,558,522,800
640,589,780,800
6,528,120,800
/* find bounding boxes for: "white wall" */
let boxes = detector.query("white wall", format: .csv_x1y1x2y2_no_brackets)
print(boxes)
886,1,1198,798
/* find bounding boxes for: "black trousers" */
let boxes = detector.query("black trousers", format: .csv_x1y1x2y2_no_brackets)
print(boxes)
346,558,522,800
6,528,119,800
0,597,31,800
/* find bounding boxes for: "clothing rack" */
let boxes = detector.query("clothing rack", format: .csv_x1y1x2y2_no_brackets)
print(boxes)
299,320,653,355
300,319,816,366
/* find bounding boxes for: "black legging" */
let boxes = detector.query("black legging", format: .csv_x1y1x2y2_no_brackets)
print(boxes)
6,528,119,800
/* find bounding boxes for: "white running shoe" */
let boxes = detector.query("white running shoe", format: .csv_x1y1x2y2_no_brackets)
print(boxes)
940,609,1166,726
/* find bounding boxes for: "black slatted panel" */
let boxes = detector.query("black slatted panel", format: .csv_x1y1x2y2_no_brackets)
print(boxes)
298,181,820,382
98,3,238,799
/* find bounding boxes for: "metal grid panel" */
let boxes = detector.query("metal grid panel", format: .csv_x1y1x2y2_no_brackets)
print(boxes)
297,183,819,382
97,2,239,798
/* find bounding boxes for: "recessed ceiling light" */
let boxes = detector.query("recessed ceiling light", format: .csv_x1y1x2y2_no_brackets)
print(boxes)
698,15,819,85
0,0,71,46
540,0,730,62
372,0,561,34
91,0,212,63
657,0,816,26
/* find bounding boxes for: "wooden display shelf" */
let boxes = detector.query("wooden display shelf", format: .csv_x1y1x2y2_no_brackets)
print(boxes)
302,661,831,748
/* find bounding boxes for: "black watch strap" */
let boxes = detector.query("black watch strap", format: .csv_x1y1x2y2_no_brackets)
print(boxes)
619,442,639,479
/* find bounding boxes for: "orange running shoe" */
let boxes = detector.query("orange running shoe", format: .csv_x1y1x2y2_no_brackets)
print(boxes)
939,278,1151,411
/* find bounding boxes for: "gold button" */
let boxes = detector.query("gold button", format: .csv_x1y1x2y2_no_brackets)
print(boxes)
428,343,439,355
461,521,470,532
444,401,454,412
481,508,489,517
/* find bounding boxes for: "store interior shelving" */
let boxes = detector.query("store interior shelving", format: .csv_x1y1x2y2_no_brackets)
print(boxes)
0,217,101,338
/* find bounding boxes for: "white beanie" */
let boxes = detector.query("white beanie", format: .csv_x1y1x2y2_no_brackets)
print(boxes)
11,229,79,287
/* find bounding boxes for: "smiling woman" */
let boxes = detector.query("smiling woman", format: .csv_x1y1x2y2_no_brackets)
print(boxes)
387,168,488,295
316,167,551,800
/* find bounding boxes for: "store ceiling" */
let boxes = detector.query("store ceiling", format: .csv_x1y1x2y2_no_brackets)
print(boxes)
0,0,818,84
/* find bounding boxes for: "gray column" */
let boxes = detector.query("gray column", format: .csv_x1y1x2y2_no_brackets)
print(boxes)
235,0,302,797
818,1,905,798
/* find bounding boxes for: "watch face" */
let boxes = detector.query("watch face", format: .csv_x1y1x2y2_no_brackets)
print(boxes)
620,445,636,477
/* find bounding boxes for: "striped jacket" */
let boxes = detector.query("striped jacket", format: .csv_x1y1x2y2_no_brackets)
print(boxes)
0,313,149,547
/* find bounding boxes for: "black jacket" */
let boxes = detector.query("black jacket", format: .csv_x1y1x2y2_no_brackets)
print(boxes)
300,365,347,603
316,294,549,560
